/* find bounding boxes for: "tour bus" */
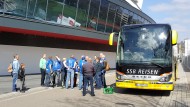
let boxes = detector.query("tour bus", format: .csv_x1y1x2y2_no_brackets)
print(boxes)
109,24,178,90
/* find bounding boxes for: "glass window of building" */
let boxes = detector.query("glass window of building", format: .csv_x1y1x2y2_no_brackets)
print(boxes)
97,0,109,32
133,13,139,24
105,2,117,33
136,14,141,24
128,10,134,24
120,9,129,26
75,0,91,28
112,4,120,32
147,20,150,24
0,0,4,12
145,19,148,24
139,16,143,24
46,0,63,24
30,0,48,20
27,0,38,19
2,0,28,18
142,18,145,24
88,0,101,31
114,6,122,32
58,0,78,27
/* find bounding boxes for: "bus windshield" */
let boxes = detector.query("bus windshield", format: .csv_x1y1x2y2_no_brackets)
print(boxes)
118,24,172,67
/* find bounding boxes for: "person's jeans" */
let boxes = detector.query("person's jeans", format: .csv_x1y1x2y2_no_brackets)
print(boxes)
45,73,51,87
61,70,66,87
83,76,94,95
66,69,74,89
79,73,83,89
12,73,18,92
52,72,56,86
40,68,46,86
101,70,107,88
57,70,61,86
53,70,61,86
95,71,102,88
74,73,78,87
20,78,25,91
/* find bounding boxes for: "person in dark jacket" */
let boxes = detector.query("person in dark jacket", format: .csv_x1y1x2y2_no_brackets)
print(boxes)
78,55,86,90
61,58,67,88
82,58,95,96
100,54,107,88
93,56,97,66
94,57,103,89
18,63,26,92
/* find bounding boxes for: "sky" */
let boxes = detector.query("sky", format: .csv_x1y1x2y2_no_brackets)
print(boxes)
142,0,190,42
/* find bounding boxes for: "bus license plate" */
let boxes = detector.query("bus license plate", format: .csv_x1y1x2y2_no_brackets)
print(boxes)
135,83,148,87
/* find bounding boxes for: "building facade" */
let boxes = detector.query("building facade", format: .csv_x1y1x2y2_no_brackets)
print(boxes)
0,0,155,75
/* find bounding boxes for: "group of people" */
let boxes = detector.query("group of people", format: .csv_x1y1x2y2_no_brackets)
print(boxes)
39,53,109,96
9,53,109,96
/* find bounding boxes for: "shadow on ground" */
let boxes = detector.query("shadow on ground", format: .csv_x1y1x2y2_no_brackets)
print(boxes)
108,83,171,97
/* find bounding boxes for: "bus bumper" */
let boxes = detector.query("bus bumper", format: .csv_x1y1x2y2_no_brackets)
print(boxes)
116,81,174,91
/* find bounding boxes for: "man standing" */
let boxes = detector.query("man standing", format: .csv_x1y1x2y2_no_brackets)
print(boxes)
39,54,46,86
94,57,103,88
78,55,86,90
52,56,61,87
100,53,107,88
93,56,97,66
66,55,76,89
82,58,95,96
45,56,53,87
61,58,67,88
12,54,20,92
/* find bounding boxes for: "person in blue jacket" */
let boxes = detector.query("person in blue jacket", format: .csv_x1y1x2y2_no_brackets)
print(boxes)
45,56,53,87
78,55,86,90
52,56,61,87
65,55,76,89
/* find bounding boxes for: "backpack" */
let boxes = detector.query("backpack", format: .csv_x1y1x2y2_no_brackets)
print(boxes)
105,61,110,71
8,63,13,73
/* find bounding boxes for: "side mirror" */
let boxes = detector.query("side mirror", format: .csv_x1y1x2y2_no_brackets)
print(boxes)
109,33,115,46
172,30,178,45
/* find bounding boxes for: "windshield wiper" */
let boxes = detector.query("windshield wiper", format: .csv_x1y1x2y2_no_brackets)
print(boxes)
150,62,164,69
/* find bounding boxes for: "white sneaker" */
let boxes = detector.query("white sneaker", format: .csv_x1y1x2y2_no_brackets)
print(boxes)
12,91,18,94
48,87,53,89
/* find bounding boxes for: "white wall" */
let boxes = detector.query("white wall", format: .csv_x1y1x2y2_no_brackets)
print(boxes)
0,45,116,76
185,39,190,56
183,55,190,70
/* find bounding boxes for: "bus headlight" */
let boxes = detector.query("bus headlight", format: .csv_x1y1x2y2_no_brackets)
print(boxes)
116,73,121,79
120,75,126,80
159,74,172,82
116,73,126,80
